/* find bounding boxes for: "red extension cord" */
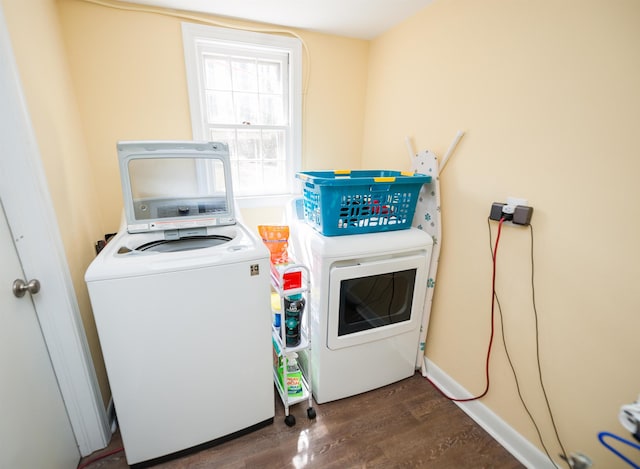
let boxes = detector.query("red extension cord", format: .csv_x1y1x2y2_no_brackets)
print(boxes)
77,446,124,469
424,217,505,402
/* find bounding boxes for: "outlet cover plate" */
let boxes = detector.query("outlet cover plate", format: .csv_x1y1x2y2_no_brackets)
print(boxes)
506,196,528,207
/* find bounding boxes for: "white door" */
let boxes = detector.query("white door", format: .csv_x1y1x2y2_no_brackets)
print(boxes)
0,200,80,469
0,2,109,457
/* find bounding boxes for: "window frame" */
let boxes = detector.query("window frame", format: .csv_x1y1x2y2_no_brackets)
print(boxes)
182,22,302,208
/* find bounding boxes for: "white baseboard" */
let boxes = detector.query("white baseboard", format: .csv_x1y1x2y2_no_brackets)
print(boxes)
422,357,561,469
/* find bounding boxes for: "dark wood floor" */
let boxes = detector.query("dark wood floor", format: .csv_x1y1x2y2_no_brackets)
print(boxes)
79,373,524,468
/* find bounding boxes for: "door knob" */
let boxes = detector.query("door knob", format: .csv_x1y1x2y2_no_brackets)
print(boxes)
12,278,41,298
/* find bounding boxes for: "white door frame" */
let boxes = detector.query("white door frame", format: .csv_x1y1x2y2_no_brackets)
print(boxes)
0,6,109,456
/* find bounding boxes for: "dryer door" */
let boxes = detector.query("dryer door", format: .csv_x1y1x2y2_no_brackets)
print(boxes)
327,253,428,350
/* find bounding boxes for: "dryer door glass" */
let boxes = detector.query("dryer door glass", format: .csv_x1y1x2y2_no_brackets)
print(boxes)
338,269,416,336
327,254,427,351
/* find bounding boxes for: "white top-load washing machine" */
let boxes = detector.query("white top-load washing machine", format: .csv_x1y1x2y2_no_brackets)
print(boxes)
289,200,433,404
85,141,273,466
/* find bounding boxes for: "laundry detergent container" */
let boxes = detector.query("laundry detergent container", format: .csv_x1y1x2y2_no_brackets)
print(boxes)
296,170,431,236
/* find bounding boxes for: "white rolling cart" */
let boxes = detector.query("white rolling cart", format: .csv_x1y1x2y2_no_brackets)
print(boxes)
271,263,316,426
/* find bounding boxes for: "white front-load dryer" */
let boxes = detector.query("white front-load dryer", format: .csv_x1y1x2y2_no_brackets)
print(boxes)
290,209,433,404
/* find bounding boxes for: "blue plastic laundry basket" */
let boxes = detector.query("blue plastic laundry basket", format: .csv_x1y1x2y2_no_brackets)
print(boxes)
296,170,432,236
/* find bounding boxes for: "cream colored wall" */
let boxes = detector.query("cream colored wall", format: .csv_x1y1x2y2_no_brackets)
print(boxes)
11,0,631,463
57,0,369,233
363,0,640,466
2,0,110,404
57,0,193,232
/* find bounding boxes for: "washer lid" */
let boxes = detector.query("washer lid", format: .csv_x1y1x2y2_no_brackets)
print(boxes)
117,140,236,233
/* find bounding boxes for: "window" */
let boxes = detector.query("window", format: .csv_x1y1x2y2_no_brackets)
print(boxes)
182,23,302,206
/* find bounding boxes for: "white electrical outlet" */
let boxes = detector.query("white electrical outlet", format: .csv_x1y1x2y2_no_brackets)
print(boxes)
506,196,528,207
